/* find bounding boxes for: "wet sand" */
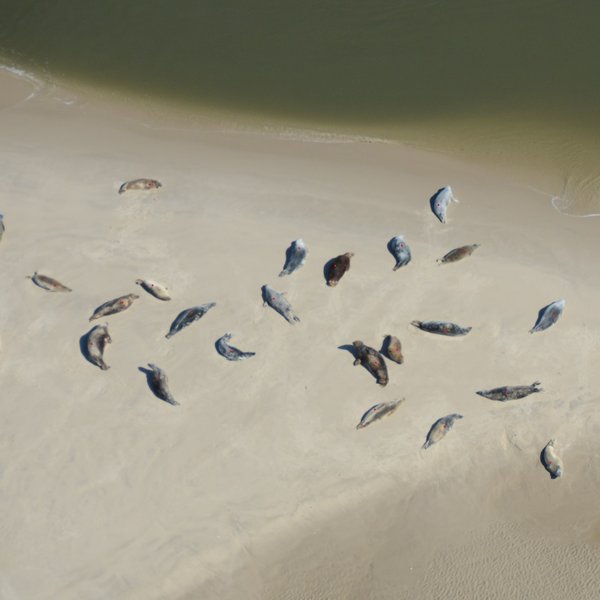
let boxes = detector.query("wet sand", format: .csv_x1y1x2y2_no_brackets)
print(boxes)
1,71,600,600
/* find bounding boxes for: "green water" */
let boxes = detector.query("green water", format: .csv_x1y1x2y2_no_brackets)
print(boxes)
2,0,600,212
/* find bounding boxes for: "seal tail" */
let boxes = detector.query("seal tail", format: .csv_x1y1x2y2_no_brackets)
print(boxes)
411,320,422,329
278,269,288,277
422,439,432,450
118,183,127,194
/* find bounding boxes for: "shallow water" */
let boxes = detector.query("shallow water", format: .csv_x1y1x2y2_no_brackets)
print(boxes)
1,0,600,213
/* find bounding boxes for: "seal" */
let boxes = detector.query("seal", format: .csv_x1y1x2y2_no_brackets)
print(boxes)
411,320,471,336
262,284,300,324
216,332,256,361
89,293,139,321
541,439,563,479
352,340,388,386
27,271,72,292
476,381,542,401
530,299,565,334
388,235,412,271
118,178,162,194
279,239,308,277
382,334,404,364
422,413,463,449
356,399,404,430
165,303,216,338
430,186,459,223
135,278,171,301
0,213,4,242
145,363,178,406
437,244,480,264
85,323,111,371
326,252,354,287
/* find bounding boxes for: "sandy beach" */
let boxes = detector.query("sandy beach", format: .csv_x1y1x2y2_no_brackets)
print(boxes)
1,69,600,600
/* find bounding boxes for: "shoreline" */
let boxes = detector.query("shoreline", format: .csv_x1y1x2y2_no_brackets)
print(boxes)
1,68,600,599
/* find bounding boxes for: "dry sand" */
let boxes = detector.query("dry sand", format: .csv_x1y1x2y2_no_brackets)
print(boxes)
1,69,600,600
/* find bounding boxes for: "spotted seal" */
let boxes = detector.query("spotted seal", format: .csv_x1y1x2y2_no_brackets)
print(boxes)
356,399,404,430
388,235,412,270
28,272,72,292
326,252,354,287
262,284,300,324
144,363,178,406
530,299,565,334
382,334,403,364
541,439,563,479
165,303,216,338
430,186,458,223
118,178,162,194
437,244,480,264
89,293,139,321
135,278,171,301
216,333,256,361
352,340,388,386
476,381,542,401
85,323,111,371
279,239,308,277
422,413,463,449
411,320,471,336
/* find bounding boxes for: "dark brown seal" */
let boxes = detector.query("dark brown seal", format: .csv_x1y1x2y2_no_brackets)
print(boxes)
437,244,480,264
352,340,388,386
382,334,403,364
118,178,162,194
326,252,354,287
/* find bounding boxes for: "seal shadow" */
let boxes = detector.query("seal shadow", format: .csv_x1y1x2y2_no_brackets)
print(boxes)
380,337,392,359
138,366,161,402
386,238,398,264
323,258,336,285
539,447,559,479
337,344,357,359
531,302,555,332
79,330,95,368
429,187,445,222
280,243,295,274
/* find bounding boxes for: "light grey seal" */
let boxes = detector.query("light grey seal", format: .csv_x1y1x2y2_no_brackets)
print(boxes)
356,399,404,430
382,334,403,364
118,178,162,194
411,320,471,336
27,271,72,292
541,439,563,479
326,252,354,287
422,413,463,449
279,239,308,277
352,341,389,386
262,284,300,324
430,186,459,223
145,363,178,406
89,293,139,321
165,303,216,339
388,235,412,270
135,278,171,301
216,333,256,361
476,381,542,401
86,323,111,371
529,299,565,334
437,244,480,264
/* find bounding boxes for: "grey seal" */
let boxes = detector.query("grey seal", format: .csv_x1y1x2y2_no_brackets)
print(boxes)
262,284,300,324
89,293,139,321
411,320,471,336
27,271,72,292
144,363,178,406
135,278,171,301
326,252,354,287
388,235,412,270
430,186,459,223
422,413,463,449
86,324,111,371
118,178,162,194
530,299,565,334
356,399,404,430
352,341,388,386
476,381,542,401
437,244,480,264
165,303,216,339
216,333,256,361
541,439,563,479
382,334,403,364
279,239,308,277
